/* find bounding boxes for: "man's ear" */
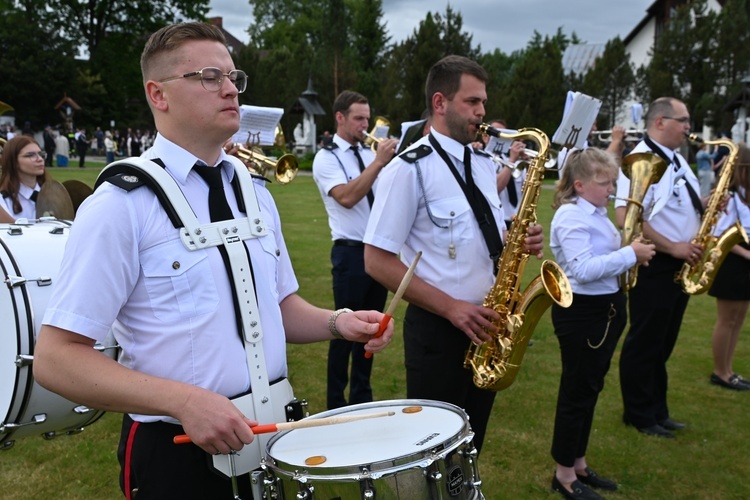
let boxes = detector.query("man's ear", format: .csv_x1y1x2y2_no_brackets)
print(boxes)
431,92,447,116
146,81,168,112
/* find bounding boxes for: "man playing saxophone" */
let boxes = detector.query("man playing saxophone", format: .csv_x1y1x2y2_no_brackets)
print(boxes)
615,97,704,438
363,55,543,453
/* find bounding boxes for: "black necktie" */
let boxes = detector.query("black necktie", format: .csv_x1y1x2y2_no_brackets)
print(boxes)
193,163,234,221
193,162,249,341
352,147,375,207
463,147,476,193
30,190,39,202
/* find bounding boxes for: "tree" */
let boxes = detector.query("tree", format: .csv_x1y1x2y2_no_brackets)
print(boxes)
0,1,78,130
581,37,635,129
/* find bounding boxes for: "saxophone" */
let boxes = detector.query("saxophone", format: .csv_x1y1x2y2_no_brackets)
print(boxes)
464,126,573,392
678,134,749,294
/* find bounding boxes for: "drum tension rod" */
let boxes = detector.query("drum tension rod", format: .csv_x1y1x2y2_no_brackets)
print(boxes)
4,275,52,288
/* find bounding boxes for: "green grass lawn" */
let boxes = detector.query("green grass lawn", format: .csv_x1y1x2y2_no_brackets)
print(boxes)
1,172,748,499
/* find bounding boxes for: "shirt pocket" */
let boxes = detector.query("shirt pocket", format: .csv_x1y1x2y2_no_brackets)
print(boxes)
429,196,475,247
255,230,281,296
140,239,219,321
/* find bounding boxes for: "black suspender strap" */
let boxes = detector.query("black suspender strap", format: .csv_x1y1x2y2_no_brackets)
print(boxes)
428,134,503,273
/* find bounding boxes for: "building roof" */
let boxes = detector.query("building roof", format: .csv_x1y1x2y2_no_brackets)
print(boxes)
208,17,244,55
562,43,606,75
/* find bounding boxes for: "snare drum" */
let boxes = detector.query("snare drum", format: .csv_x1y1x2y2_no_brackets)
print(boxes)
0,220,118,449
262,399,484,499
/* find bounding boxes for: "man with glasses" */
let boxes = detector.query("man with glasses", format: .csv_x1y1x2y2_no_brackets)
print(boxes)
614,97,703,439
33,22,393,498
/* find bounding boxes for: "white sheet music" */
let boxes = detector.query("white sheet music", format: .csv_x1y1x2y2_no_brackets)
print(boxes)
232,105,284,146
552,92,602,149
485,129,518,157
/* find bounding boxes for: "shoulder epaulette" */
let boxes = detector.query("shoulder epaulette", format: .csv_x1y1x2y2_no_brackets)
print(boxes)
473,147,492,158
399,144,433,163
105,172,147,192
323,143,339,152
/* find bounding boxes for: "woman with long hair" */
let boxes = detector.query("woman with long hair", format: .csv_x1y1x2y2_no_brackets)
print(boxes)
0,135,49,220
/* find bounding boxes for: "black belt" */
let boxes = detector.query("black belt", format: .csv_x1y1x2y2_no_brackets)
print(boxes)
334,239,364,247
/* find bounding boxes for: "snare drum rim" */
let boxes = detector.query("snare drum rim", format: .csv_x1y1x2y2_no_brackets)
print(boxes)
263,399,472,481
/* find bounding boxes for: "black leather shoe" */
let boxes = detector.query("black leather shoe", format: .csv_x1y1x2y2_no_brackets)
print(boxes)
710,373,750,391
551,475,603,500
576,467,617,491
659,418,687,431
635,424,675,438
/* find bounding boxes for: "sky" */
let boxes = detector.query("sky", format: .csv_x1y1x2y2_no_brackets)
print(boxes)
206,0,656,54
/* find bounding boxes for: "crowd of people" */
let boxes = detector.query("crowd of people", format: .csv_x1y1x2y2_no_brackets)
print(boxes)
0,19,743,500
0,124,155,168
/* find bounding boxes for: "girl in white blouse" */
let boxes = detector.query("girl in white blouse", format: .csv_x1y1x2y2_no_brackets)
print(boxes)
549,148,654,500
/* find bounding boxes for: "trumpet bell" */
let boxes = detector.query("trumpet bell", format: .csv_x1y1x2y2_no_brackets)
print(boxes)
235,146,299,185
363,116,392,152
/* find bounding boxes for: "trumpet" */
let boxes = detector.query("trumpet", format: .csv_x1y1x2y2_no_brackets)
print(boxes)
234,146,298,185
590,129,644,143
362,116,392,153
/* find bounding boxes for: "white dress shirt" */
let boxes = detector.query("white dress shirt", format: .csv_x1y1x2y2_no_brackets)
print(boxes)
2,182,39,220
364,129,504,305
615,138,701,243
312,133,377,241
551,197,636,294
43,134,299,423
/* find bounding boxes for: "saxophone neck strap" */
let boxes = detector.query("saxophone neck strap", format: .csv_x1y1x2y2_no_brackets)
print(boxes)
428,134,503,272
643,136,704,217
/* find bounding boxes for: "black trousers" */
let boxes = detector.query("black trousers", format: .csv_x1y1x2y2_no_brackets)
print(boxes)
118,415,253,499
327,243,387,409
619,253,690,427
404,304,497,453
550,292,626,466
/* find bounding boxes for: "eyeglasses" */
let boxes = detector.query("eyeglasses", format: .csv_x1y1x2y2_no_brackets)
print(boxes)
158,67,247,93
662,116,691,124
21,151,47,160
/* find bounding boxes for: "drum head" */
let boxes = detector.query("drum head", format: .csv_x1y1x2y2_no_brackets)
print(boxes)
266,399,469,474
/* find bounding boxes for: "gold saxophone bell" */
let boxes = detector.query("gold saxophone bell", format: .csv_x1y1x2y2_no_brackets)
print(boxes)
619,152,668,291
362,116,391,153
235,145,298,184
464,124,573,392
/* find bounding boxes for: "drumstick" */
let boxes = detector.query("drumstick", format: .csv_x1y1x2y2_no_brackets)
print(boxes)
365,251,422,359
173,410,395,445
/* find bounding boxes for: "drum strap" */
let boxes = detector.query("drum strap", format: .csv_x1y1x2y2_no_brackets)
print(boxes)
97,158,282,475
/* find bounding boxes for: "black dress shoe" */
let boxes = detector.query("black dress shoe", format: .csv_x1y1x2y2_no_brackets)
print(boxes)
635,424,675,438
710,373,750,391
659,418,687,431
576,467,617,491
551,475,603,500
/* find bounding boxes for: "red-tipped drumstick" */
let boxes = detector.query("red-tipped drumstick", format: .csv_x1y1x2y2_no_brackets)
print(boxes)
365,251,422,359
173,410,395,445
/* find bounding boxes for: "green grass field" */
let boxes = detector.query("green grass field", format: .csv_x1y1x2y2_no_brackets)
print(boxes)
1,166,748,499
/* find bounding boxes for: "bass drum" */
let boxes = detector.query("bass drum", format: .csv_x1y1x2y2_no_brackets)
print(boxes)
262,399,484,499
0,220,118,449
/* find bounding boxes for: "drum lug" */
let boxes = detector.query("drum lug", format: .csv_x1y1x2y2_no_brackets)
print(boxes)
295,485,314,499
4,275,52,288
1,440,15,450
73,405,94,414
1,413,47,431
42,427,84,440
15,354,34,367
